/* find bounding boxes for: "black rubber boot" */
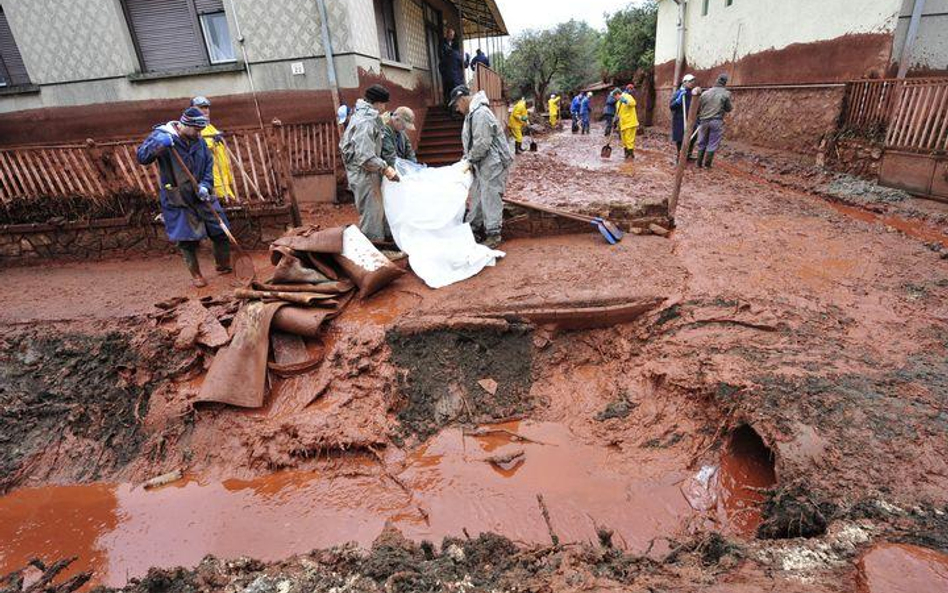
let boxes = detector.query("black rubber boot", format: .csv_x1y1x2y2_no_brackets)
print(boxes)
211,234,232,273
696,149,706,168
178,240,206,287
704,151,715,168
515,141,523,154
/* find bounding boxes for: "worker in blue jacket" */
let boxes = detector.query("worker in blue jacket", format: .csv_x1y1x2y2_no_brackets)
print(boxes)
137,107,231,288
570,93,582,132
602,90,618,136
580,91,593,134
670,73,697,160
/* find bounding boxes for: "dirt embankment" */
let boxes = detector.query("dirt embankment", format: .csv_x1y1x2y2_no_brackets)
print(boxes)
2,128,948,592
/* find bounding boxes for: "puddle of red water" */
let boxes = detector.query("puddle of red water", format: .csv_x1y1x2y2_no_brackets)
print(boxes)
0,421,757,588
858,543,948,593
826,202,948,248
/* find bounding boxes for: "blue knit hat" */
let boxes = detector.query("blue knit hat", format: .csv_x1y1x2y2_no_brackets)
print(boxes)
180,106,209,128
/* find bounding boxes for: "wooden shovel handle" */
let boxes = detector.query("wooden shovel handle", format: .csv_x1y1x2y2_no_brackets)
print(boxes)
168,147,241,248
503,198,596,223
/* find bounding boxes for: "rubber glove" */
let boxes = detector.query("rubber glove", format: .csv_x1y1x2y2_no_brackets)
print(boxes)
158,132,174,148
198,185,212,202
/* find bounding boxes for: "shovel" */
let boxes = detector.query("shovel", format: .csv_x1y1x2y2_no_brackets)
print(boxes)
503,198,624,245
601,142,612,159
169,148,257,282
528,136,538,152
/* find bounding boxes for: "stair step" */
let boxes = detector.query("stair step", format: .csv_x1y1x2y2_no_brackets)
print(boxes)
419,135,462,145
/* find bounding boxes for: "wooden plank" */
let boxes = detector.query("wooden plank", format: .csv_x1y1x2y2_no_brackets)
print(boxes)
19,151,51,195
920,85,946,149
233,134,251,199
0,152,20,199
908,85,934,149
255,132,272,197
887,85,910,146
65,148,99,198
246,134,262,198
38,149,68,196
894,86,918,147
10,149,40,196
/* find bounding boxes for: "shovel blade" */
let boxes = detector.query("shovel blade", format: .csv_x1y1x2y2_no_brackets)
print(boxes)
590,220,618,245
600,145,612,159
596,217,624,241
529,141,538,152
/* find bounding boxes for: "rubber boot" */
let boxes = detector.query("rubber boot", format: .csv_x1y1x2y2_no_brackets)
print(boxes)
628,149,635,160
515,141,523,155
704,151,715,169
212,234,232,273
696,149,706,168
178,241,207,287
484,234,502,249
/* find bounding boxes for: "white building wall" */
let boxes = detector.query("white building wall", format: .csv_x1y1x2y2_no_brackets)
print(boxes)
656,0,903,71
892,0,948,72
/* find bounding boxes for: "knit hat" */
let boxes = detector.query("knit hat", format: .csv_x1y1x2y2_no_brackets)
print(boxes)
180,106,209,128
365,84,390,103
717,73,729,85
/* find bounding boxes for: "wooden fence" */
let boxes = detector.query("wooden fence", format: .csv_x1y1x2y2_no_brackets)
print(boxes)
885,79,948,153
841,77,948,152
471,64,508,126
0,120,337,207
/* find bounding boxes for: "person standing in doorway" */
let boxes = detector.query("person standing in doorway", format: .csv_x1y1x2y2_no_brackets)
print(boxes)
450,84,513,249
190,96,236,202
137,107,230,288
339,84,401,242
440,28,465,104
695,73,733,169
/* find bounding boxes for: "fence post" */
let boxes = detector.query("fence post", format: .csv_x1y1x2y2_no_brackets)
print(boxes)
269,119,302,227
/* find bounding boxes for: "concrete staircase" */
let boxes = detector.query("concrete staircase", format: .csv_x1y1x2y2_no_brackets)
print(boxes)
416,105,464,167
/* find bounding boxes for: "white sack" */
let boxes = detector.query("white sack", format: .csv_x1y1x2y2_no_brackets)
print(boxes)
382,159,505,289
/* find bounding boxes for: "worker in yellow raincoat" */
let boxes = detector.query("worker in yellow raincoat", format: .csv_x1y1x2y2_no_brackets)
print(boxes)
548,94,560,128
191,96,236,201
508,97,529,154
612,87,639,160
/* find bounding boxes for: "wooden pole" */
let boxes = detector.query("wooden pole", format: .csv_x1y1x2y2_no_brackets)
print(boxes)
270,119,302,226
668,88,701,219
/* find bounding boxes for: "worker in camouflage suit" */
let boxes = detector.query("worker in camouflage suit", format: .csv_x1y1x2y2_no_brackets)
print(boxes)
449,84,513,249
339,84,400,242
381,106,418,167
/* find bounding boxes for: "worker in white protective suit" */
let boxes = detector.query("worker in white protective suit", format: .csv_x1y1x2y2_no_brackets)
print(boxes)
449,84,513,249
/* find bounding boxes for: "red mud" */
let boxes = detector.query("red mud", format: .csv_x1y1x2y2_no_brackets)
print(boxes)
0,420,773,588
2,124,948,592
857,543,948,593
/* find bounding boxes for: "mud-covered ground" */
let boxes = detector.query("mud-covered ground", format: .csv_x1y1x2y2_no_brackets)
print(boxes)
2,126,948,592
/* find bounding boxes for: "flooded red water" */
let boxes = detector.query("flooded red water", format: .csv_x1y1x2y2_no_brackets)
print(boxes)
857,543,948,593
0,421,714,587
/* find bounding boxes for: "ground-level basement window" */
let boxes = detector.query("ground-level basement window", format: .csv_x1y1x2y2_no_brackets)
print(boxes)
375,0,400,62
0,6,31,86
122,0,236,73
725,0,733,6
702,0,710,16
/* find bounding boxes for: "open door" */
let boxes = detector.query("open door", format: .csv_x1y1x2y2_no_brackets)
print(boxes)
424,3,444,105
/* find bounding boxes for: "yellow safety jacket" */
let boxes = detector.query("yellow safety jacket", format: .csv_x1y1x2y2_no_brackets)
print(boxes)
201,123,236,200
509,99,529,130
548,96,559,119
617,92,639,130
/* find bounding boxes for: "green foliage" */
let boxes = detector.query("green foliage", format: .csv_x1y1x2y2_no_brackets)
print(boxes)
599,1,658,77
501,20,601,101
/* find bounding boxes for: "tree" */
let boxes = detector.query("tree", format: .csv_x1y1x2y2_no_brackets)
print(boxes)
501,20,601,102
599,1,658,78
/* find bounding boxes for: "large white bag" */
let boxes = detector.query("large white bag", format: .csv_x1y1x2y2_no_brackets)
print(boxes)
382,159,504,289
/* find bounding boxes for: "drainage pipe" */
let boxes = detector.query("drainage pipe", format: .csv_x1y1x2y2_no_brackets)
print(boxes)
672,0,687,87
315,0,343,136
897,0,926,79
226,0,265,130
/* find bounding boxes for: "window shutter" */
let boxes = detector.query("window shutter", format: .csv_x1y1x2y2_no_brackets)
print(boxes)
0,8,30,85
125,0,207,72
193,0,224,14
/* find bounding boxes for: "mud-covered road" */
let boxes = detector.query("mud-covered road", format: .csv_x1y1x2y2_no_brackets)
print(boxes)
2,126,947,593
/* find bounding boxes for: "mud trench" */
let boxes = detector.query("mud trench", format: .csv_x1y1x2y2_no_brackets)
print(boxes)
3,129,948,593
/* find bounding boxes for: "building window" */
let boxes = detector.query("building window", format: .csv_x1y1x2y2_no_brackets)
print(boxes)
0,7,30,86
200,12,236,64
374,0,400,62
123,0,236,73
702,0,710,15
725,0,733,6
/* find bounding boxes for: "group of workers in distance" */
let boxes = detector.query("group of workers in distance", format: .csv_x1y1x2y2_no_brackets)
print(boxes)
543,72,733,166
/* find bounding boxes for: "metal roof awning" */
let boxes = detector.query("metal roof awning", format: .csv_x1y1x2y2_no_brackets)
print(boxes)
453,0,508,37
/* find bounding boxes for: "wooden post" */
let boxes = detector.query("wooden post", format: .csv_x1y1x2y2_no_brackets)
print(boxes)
270,119,302,227
668,89,701,219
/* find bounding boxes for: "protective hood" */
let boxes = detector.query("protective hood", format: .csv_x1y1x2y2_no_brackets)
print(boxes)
353,98,380,120
469,90,490,112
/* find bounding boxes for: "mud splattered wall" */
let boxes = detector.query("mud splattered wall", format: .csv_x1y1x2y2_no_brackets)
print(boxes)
892,0,948,75
654,0,903,87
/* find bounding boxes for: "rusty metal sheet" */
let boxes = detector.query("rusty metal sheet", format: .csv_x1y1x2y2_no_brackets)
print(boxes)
272,225,345,254
197,300,286,408
879,151,935,195
929,159,948,203
271,306,331,338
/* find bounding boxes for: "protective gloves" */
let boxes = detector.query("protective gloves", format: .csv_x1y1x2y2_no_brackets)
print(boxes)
198,185,212,202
